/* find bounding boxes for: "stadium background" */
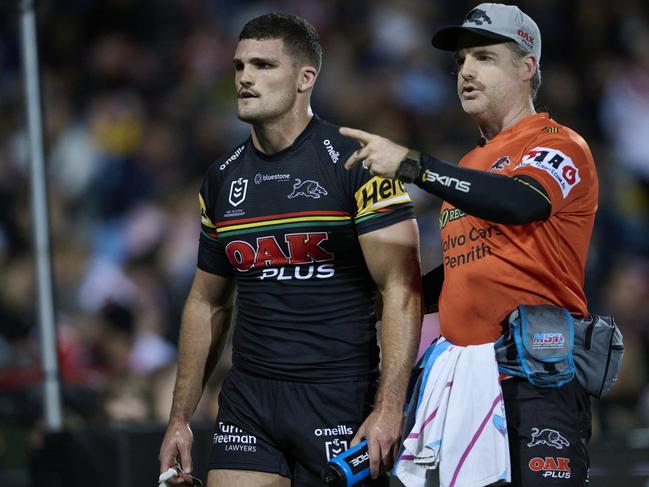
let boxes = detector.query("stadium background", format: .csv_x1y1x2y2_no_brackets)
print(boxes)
0,0,648,485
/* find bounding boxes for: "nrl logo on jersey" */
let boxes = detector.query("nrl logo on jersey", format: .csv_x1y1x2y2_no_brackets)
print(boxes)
228,178,248,207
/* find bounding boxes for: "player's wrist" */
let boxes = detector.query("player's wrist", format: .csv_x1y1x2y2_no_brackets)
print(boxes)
396,149,422,184
168,414,191,426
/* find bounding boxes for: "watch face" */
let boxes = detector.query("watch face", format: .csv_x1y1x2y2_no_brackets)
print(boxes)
398,158,421,183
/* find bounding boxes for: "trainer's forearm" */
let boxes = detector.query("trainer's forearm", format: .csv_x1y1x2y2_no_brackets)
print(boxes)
413,153,551,223
375,275,422,410
169,291,233,423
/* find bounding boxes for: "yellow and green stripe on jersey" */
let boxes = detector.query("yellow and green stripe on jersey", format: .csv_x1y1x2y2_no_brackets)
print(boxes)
199,176,411,239
209,210,352,238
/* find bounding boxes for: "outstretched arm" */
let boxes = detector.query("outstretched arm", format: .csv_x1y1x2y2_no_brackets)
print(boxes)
340,127,550,224
159,269,235,484
355,218,422,478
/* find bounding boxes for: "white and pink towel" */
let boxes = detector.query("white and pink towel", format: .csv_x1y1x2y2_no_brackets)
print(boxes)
395,339,510,487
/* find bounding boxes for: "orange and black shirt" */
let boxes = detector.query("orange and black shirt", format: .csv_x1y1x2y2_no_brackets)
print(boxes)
437,113,598,345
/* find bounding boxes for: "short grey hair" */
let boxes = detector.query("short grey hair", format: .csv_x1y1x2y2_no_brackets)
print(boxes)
507,42,542,101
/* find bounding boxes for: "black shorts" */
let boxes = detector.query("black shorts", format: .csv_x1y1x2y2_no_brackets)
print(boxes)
208,367,388,486
502,377,592,486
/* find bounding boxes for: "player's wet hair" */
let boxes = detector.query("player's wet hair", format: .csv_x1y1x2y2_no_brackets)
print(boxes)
239,13,322,71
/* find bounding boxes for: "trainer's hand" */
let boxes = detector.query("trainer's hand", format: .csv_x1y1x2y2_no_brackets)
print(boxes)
339,127,409,179
159,419,194,484
351,404,403,479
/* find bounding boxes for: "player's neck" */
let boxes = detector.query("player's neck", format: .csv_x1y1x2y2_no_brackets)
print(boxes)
251,107,313,155
477,99,536,141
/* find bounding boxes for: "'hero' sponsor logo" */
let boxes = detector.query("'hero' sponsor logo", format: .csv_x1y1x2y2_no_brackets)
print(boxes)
219,145,245,171
355,177,410,215
323,139,340,163
225,232,335,280
517,146,580,197
423,170,471,193
528,457,571,479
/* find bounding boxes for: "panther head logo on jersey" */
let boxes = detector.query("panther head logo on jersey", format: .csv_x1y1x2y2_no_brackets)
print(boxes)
287,179,328,199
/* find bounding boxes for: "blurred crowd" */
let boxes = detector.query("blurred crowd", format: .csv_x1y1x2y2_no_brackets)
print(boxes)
1,0,649,478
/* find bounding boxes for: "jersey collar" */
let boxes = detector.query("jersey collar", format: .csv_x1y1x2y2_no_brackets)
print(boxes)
250,114,321,162
480,112,550,147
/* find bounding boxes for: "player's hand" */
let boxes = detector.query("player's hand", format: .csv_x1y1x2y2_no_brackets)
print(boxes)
159,419,195,484
351,404,403,479
339,127,409,179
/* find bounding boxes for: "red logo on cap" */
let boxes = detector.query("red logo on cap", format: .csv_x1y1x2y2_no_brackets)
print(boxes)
517,29,534,47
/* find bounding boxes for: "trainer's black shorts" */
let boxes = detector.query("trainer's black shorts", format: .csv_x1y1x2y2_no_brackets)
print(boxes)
502,377,592,486
208,367,388,486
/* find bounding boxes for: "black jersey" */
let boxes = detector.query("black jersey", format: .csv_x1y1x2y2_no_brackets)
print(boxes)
198,116,415,382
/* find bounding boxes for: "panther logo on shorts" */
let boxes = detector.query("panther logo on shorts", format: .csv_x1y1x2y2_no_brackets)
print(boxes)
527,427,570,449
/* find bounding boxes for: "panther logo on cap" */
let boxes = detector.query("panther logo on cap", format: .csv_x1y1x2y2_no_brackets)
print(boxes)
464,8,492,26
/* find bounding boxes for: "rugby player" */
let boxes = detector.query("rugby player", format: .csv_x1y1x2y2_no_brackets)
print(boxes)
158,13,422,487
341,4,597,486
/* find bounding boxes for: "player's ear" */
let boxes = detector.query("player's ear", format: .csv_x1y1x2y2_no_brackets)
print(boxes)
297,66,318,93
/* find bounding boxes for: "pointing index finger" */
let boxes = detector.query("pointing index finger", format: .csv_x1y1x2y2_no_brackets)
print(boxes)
339,126,372,145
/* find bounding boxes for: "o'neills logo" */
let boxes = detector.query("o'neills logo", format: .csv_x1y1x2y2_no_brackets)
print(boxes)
314,425,353,437
219,145,244,171
323,139,340,163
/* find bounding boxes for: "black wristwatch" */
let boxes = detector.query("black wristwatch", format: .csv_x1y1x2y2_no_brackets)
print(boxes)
396,149,422,184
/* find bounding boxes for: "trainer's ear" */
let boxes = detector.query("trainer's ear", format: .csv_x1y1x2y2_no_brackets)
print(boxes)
520,54,537,84
297,65,318,93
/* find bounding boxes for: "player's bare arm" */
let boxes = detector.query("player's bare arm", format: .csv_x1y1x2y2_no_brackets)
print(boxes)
356,218,422,478
159,269,235,484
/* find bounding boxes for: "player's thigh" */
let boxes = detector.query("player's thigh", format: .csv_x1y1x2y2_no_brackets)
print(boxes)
208,469,291,487
285,379,381,486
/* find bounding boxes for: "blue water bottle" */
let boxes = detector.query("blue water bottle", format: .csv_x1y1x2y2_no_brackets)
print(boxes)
320,440,370,486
